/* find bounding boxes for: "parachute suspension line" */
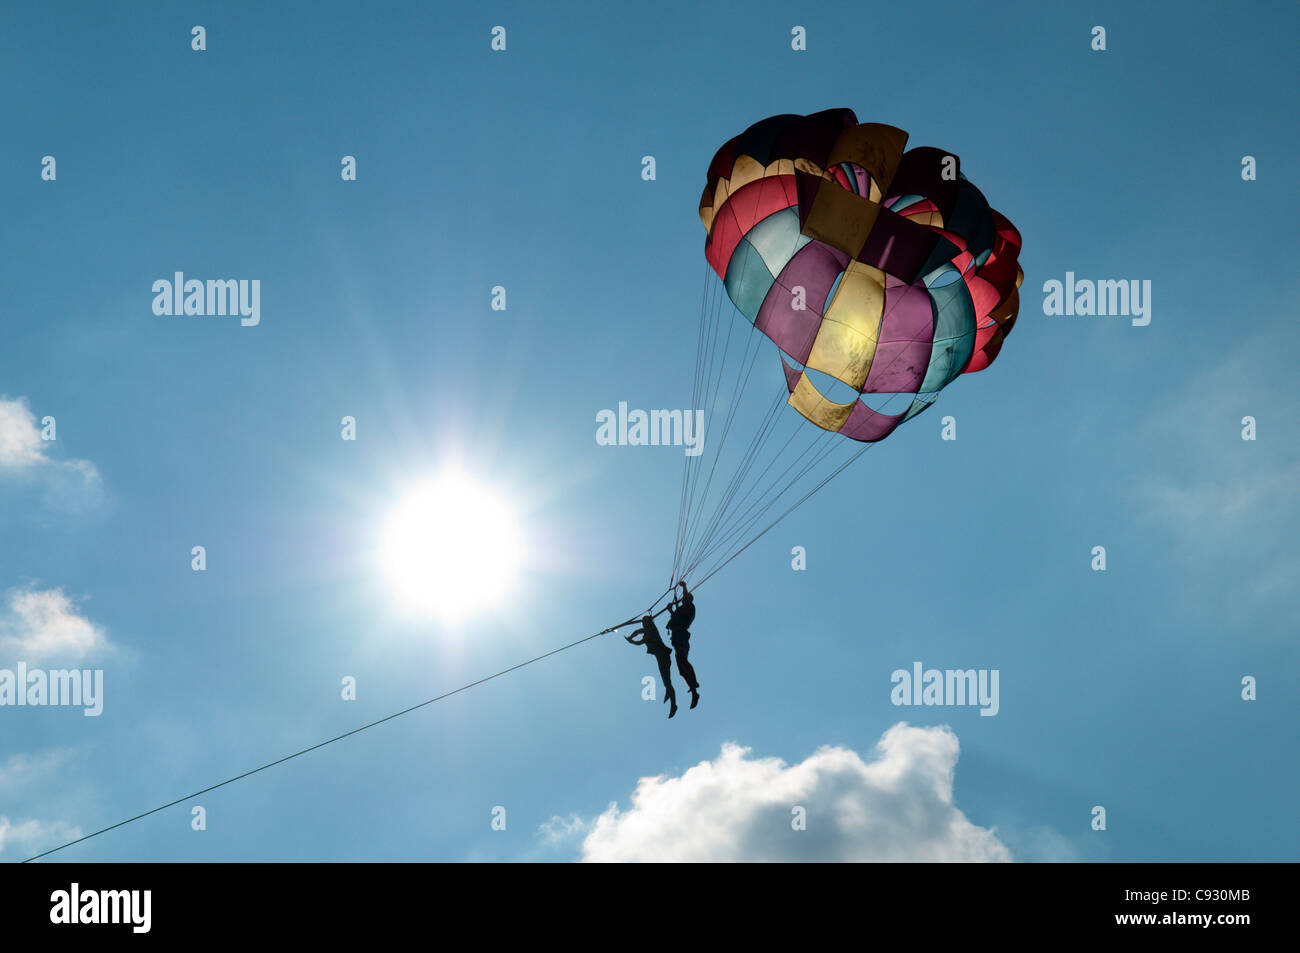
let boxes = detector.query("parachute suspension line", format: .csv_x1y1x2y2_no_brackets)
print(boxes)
684,379,848,579
680,270,745,562
680,386,785,573
684,423,841,582
691,377,913,579
676,257,754,584
678,268,730,564
672,259,719,584
692,439,877,589
681,388,807,577
688,382,921,581
689,378,927,584
675,270,726,579
676,313,769,575
674,267,729,583
674,263,727,580
677,188,773,578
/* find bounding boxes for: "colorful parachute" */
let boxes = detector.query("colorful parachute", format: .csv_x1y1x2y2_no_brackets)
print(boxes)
698,108,1023,442
671,109,1023,586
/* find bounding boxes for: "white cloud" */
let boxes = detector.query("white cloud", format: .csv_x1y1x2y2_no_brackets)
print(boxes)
1140,461,1299,531
1130,340,1297,539
0,815,82,857
538,812,589,846
0,396,105,514
0,748,74,788
0,587,109,660
571,724,1011,862
40,457,107,515
1118,334,1300,615
0,397,46,468
997,823,1083,862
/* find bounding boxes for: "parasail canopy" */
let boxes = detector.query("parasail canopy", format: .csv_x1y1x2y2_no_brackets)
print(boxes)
699,108,1023,442
672,109,1023,588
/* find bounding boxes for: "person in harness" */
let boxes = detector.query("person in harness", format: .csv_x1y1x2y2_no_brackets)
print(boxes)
625,614,678,718
666,581,699,710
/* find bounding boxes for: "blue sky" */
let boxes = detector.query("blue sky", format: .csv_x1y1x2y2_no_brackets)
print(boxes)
1,0,1296,862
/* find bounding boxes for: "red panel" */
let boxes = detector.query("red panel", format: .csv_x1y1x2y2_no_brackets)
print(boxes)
706,174,799,279
964,273,1002,317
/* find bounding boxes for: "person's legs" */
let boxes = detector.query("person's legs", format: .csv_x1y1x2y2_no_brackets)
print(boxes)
676,634,696,686
656,653,675,695
673,636,700,706
656,651,678,717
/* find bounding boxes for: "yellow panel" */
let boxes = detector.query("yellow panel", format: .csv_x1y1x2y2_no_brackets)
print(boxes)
794,157,824,177
711,177,729,220
702,175,736,237
700,180,716,233
805,262,885,389
827,123,909,193
789,372,854,432
907,210,944,229
720,154,767,202
801,183,881,258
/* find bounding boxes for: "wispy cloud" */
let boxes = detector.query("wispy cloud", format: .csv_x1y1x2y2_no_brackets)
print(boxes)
0,816,83,858
0,748,76,789
558,724,1011,862
0,586,110,660
1128,337,1298,609
1140,462,1299,532
537,812,588,846
0,396,106,514
996,824,1083,862
1130,339,1297,525
0,397,47,469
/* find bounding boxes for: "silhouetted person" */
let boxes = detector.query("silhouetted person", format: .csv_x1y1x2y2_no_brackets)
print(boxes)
626,614,677,718
667,581,699,709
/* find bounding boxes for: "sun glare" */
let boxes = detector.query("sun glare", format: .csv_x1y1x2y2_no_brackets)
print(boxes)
380,473,523,621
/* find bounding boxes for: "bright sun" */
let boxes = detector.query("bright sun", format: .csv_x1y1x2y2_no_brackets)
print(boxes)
380,473,523,621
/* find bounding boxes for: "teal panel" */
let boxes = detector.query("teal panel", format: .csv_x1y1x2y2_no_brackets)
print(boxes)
920,277,977,392
746,208,810,279
723,239,776,323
